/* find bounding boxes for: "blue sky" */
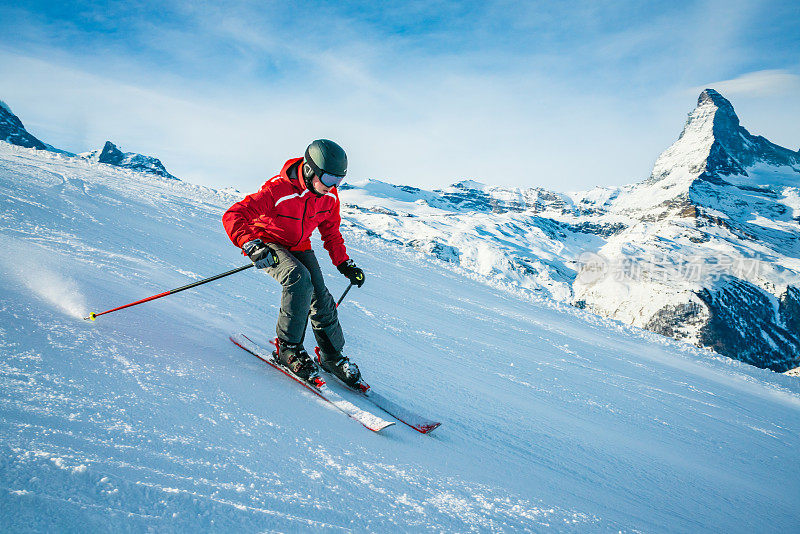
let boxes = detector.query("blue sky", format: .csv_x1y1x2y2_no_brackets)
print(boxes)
1,0,798,192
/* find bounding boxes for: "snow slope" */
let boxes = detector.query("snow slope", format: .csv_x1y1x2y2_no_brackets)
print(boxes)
1,142,800,532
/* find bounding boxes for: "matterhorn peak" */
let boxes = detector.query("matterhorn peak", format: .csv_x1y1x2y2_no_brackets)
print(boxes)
645,88,799,191
697,88,737,118
699,89,743,142
612,88,800,220
676,88,739,144
696,88,799,171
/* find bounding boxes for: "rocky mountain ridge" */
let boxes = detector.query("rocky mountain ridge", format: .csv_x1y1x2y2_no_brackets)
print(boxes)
81,141,177,180
0,100,48,150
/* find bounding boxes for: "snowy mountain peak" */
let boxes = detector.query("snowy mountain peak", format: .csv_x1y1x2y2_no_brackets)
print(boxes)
689,88,799,176
614,89,800,219
697,88,738,124
82,141,178,180
697,88,799,174
0,99,47,151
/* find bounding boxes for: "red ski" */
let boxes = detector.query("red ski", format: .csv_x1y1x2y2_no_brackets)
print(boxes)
230,334,394,433
314,348,442,434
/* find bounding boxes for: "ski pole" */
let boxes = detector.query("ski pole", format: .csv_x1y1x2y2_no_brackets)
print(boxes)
85,263,254,321
336,283,354,308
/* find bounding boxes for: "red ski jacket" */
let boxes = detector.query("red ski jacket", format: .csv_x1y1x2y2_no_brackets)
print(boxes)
222,157,349,266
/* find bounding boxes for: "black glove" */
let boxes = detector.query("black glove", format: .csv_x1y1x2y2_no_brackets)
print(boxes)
242,239,279,269
337,259,365,287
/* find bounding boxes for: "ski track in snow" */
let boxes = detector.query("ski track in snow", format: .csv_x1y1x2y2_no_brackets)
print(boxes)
1,143,799,532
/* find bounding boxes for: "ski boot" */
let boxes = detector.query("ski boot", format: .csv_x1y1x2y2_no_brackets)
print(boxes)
315,348,368,391
275,339,322,384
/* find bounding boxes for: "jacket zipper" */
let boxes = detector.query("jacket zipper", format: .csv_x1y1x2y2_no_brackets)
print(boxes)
294,196,309,248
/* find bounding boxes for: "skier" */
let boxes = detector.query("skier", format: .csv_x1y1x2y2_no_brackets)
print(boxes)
222,139,365,386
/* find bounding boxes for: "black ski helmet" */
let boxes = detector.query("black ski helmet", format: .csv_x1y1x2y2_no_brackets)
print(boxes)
304,139,347,181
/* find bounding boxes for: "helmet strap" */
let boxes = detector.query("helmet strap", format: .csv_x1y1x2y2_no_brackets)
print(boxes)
302,161,323,197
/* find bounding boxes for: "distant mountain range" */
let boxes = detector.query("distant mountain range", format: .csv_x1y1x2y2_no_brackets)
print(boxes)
1,91,798,371
336,90,800,371
80,141,177,180
0,100,176,179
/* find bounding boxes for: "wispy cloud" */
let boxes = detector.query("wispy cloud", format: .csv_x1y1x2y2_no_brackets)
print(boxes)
1,1,798,192
695,70,800,97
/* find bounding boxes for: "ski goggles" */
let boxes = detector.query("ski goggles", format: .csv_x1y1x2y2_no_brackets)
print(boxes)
317,171,346,187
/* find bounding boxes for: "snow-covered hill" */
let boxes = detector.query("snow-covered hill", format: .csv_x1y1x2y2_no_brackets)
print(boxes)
337,90,800,371
1,141,800,531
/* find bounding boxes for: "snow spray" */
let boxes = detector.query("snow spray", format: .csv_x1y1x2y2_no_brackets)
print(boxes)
0,235,87,319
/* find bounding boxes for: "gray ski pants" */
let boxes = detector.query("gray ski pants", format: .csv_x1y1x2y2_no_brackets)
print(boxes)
263,244,344,355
